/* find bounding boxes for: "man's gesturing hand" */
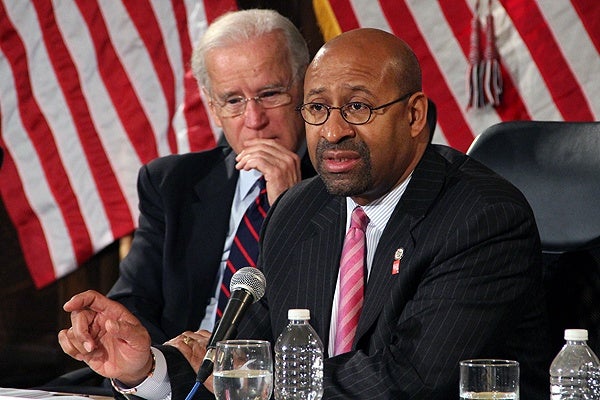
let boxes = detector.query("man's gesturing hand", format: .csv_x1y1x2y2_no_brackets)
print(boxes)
58,290,153,387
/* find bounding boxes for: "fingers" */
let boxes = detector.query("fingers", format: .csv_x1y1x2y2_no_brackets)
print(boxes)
64,290,135,322
63,290,109,313
69,309,97,353
62,291,104,353
64,291,145,352
62,295,149,363
58,323,102,362
236,139,300,176
164,331,192,348
236,139,301,203
58,290,153,384
58,327,85,361
164,330,211,372
105,317,151,351
164,330,210,351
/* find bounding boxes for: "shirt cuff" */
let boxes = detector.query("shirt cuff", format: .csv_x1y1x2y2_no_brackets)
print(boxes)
111,347,172,400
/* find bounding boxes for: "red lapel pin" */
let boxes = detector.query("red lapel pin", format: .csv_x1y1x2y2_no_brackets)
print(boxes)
392,248,404,275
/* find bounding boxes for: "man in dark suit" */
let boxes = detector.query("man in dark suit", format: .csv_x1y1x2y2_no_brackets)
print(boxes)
106,9,315,344
58,28,551,399
233,27,550,399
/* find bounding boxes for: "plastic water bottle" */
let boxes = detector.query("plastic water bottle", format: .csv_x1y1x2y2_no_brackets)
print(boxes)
550,329,600,399
274,309,324,400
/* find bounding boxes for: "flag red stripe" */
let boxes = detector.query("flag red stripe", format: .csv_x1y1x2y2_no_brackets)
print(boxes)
0,149,56,287
500,0,593,121
570,0,600,55
202,0,237,24
34,1,134,239
0,4,92,266
183,70,216,152
329,0,360,31
378,1,475,151
75,0,159,164
176,0,216,152
123,1,178,154
437,1,531,122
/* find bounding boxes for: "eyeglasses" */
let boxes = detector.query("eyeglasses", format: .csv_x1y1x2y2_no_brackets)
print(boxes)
212,89,293,118
296,92,414,126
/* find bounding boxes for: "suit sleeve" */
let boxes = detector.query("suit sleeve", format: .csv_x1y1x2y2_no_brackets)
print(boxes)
323,200,546,399
153,345,215,400
108,164,170,343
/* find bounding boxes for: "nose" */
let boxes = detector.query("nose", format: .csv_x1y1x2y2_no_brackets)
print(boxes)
320,109,355,143
243,99,269,130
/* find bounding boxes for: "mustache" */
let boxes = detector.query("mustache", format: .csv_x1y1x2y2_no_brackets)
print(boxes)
315,138,368,155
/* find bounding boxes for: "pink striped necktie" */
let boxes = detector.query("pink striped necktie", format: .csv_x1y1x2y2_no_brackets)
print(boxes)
334,206,369,355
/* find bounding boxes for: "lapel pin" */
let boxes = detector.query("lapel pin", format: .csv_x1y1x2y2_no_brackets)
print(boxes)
392,247,404,275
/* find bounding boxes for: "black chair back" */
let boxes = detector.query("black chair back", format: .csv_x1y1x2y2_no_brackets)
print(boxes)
467,120,600,356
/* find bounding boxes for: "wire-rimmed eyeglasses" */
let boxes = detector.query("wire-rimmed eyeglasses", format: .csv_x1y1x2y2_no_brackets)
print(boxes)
296,92,414,126
212,88,293,118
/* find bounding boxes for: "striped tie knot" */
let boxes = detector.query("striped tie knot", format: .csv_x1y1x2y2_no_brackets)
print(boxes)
349,206,369,237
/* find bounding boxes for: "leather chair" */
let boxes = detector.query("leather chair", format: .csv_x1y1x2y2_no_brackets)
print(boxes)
467,120,600,356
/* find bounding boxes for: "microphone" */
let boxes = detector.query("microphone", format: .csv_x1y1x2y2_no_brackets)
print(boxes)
196,267,266,383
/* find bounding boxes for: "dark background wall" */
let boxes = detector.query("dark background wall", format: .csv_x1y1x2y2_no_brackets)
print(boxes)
0,196,120,387
0,1,323,389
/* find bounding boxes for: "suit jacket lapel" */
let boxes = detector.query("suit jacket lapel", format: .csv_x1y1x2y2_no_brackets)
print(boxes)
355,148,449,343
193,149,238,203
267,181,346,349
188,150,238,298
303,197,346,344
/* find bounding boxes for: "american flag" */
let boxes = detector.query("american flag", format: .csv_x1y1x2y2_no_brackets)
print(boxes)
1,0,599,288
0,0,237,288
316,0,600,150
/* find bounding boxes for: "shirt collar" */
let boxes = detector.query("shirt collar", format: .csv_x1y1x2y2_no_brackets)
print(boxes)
239,168,263,200
346,173,413,232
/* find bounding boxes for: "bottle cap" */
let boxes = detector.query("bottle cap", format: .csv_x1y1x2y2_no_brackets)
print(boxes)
288,309,310,320
565,329,588,341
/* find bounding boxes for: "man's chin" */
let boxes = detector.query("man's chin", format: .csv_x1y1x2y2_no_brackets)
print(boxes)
321,174,368,197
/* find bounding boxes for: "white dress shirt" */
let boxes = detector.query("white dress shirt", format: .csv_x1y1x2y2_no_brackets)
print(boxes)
328,175,412,355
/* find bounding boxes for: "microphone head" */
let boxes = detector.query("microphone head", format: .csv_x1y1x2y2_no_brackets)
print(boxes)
230,267,266,303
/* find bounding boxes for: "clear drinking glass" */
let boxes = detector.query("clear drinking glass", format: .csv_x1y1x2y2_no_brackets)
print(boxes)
459,359,519,399
213,339,273,400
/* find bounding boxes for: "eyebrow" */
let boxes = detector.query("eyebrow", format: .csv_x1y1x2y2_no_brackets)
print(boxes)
306,84,376,99
306,87,326,97
217,83,289,100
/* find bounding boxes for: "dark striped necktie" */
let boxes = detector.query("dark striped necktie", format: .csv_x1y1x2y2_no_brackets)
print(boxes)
217,176,269,318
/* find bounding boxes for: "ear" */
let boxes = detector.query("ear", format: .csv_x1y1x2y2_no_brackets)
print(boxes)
407,92,428,138
203,87,224,128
